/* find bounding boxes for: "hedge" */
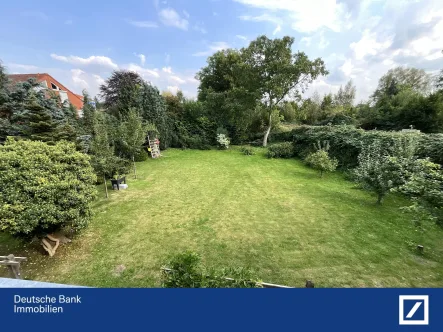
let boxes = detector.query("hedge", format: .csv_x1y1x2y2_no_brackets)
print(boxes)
285,125,443,169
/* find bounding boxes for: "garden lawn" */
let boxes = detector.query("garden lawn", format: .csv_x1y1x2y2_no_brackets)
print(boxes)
1,148,443,287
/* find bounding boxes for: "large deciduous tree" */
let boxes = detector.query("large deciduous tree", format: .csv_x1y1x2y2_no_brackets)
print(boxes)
372,67,433,103
100,70,143,119
241,36,328,146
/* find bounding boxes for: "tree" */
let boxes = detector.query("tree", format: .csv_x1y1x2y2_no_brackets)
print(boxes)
241,36,328,146
0,138,96,255
196,49,256,142
100,71,171,149
25,94,58,143
137,81,171,149
100,70,143,118
90,112,128,198
81,90,96,135
372,67,432,103
335,80,356,109
119,108,148,178
353,140,409,204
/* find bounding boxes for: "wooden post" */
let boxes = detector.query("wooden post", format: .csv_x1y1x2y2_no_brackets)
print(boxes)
0,255,27,279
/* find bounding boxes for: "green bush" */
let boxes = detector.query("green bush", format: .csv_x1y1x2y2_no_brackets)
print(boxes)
134,147,149,162
399,159,443,224
0,138,97,237
291,125,439,168
161,251,262,288
305,150,338,177
417,134,443,166
266,142,294,158
240,146,255,156
353,140,409,204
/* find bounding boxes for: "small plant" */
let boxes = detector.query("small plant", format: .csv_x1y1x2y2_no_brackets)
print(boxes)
266,142,294,158
305,150,338,177
161,251,261,288
216,133,230,149
240,146,255,156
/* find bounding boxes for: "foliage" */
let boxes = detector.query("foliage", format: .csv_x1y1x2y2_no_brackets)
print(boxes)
335,80,356,110
81,90,95,135
133,147,149,162
216,133,230,149
90,112,129,180
290,125,440,169
118,108,147,159
0,68,81,144
0,138,96,237
372,67,433,103
416,134,443,165
266,142,294,158
99,70,143,118
196,36,328,145
353,140,410,204
161,251,261,288
240,146,255,156
100,70,171,149
241,35,328,146
305,150,338,177
399,159,443,224
164,92,216,149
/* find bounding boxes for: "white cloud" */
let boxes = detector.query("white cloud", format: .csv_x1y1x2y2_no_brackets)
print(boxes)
159,8,189,30
71,69,89,89
162,66,172,73
193,42,230,57
134,53,146,66
239,13,282,25
170,75,186,84
273,24,281,35
93,74,105,86
165,53,171,64
235,0,351,33
125,63,160,78
350,29,393,60
236,35,248,40
127,20,158,28
167,86,180,94
50,54,119,70
340,59,354,77
183,10,190,19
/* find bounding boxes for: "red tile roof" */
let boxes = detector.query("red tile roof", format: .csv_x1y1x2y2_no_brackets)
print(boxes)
8,73,84,111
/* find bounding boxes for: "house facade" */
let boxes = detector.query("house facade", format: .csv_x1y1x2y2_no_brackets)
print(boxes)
8,73,84,115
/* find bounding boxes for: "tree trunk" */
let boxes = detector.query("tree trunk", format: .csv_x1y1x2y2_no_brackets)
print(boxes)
133,155,136,179
263,112,272,147
104,175,108,199
376,193,383,205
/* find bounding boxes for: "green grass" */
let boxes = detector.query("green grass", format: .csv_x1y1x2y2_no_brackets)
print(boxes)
1,147,443,287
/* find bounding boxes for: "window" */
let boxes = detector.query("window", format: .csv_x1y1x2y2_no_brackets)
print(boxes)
50,82,58,90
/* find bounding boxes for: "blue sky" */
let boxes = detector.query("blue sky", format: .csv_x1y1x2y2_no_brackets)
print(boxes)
1,0,442,101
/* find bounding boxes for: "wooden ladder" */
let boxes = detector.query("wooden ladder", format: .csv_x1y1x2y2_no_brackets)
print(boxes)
147,135,160,159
